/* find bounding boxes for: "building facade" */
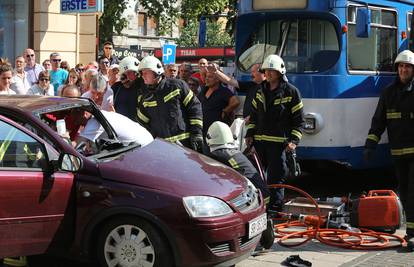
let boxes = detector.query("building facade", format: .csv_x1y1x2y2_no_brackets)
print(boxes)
0,0,97,67
112,0,181,57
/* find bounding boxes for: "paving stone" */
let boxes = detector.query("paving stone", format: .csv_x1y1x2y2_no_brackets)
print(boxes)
237,233,414,267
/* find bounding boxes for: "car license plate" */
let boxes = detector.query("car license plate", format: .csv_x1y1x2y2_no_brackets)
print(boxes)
248,213,267,239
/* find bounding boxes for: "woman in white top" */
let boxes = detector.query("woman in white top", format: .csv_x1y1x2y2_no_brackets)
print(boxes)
0,58,16,95
27,70,54,96
82,73,114,111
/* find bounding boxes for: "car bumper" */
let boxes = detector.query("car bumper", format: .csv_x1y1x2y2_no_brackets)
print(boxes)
172,206,266,267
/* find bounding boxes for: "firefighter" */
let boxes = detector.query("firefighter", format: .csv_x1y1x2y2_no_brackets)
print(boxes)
136,56,203,152
205,121,274,249
118,56,140,82
364,49,414,251
116,56,145,121
206,121,270,201
245,54,305,212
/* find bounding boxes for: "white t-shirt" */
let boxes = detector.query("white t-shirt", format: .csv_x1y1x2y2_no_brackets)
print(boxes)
11,71,31,94
27,84,54,96
82,87,114,111
0,89,16,95
80,110,153,147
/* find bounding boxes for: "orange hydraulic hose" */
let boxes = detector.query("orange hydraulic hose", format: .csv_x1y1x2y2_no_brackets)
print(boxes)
268,184,407,250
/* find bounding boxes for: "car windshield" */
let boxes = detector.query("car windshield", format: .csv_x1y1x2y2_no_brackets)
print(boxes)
37,104,135,158
237,18,340,73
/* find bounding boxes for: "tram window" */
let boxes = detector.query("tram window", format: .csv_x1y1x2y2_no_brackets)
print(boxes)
381,11,396,26
237,19,339,73
348,6,356,23
408,13,413,51
348,7,397,72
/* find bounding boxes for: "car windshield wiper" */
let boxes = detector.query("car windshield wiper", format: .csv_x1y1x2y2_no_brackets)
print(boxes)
89,142,141,161
97,138,124,151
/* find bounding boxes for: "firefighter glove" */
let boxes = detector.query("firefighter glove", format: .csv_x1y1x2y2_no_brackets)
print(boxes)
363,148,375,162
190,134,204,153
286,150,301,177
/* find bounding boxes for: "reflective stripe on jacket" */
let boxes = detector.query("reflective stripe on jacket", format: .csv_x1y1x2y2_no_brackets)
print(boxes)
365,79,414,157
246,80,304,145
137,78,203,141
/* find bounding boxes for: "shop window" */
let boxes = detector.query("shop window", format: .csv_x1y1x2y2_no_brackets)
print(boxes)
0,0,29,61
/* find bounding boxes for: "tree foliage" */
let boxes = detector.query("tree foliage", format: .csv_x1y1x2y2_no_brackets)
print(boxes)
180,0,229,22
139,0,237,37
139,0,180,36
175,20,233,47
99,0,128,46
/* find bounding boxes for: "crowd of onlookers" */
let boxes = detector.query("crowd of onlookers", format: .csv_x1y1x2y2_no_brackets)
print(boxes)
1,47,119,100
0,41,241,131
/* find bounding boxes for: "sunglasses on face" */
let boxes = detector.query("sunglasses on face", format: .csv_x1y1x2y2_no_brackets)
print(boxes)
76,68,84,73
52,59,61,62
104,47,112,50
39,78,49,82
26,54,35,58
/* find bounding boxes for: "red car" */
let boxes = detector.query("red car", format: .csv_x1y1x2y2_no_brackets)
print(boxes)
0,96,267,267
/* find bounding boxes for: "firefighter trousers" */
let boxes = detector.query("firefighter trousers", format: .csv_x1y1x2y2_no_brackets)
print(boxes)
394,158,414,236
255,142,287,208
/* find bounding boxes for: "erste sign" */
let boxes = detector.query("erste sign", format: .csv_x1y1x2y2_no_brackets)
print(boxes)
61,0,104,14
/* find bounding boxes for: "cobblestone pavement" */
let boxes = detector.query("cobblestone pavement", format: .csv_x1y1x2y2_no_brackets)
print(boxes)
236,229,414,267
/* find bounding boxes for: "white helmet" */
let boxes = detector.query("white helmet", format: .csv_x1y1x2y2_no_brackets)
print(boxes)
261,54,286,75
119,56,140,74
395,50,414,66
206,121,235,149
138,55,164,75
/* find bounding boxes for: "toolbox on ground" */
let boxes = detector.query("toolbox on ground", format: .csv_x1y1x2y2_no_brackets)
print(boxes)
283,197,345,217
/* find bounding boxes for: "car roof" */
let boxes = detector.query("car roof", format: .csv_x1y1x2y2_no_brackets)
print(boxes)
0,95,91,115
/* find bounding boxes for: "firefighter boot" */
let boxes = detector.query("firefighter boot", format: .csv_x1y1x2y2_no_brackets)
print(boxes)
259,218,275,249
404,235,414,252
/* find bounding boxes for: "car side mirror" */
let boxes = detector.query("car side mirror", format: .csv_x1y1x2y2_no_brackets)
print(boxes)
356,7,371,38
59,153,82,172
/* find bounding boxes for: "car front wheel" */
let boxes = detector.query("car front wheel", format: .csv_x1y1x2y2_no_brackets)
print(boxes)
97,216,172,267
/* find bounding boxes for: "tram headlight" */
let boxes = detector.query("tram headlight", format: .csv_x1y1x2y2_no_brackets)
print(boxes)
303,113,324,134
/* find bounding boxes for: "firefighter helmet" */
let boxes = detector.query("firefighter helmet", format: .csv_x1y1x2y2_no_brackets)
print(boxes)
138,55,164,75
119,56,140,74
395,50,414,66
261,54,286,75
206,121,235,147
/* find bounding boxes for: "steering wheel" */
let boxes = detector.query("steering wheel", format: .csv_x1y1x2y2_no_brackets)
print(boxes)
75,141,87,154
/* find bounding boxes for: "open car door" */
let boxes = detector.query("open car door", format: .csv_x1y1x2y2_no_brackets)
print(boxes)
0,115,74,258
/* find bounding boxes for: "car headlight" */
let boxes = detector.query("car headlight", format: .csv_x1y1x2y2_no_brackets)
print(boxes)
183,196,233,218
